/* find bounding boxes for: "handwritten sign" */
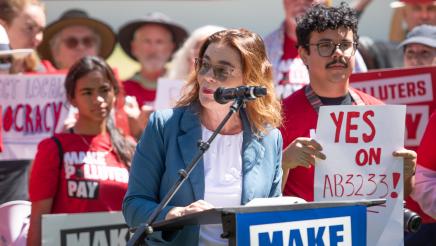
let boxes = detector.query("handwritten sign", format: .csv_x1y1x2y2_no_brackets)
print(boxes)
350,66,436,149
154,78,185,110
0,74,69,160
314,105,406,246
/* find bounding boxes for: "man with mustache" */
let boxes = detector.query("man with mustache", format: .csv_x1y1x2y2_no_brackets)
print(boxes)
119,12,188,108
280,3,416,201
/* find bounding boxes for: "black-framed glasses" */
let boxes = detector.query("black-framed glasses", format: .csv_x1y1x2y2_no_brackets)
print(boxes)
195,58,235,82
308,41,358,57
62,36,97,49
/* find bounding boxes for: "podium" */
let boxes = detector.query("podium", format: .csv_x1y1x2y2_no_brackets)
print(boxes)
145,199,384,246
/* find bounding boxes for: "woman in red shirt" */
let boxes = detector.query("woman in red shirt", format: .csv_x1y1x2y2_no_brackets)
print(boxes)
27,56,136,246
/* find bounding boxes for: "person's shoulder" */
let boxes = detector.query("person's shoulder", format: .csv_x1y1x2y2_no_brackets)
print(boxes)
149,106,190,125
282,88,309,110
351,88,384,105
264,127,282,141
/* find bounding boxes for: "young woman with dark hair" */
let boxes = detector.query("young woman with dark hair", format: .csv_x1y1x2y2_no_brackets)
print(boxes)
27,56,136,246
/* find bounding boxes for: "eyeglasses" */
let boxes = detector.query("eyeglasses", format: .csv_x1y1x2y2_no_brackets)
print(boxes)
195,58,235,82
62,36,97,49
0,56,12,65
308,41,358,57
405,49,436,63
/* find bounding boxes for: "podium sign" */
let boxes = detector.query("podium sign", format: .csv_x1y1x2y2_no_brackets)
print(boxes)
235,205,366,246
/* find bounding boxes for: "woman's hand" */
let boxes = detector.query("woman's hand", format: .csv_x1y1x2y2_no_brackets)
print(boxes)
165,200,214,220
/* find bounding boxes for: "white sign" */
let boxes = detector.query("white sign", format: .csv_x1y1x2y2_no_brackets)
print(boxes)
154,78,185,110
0,74,69,160
314,105,406,246
42,211,129,246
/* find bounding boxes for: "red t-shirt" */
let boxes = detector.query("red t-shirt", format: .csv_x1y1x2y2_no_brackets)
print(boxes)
29,133,129,213
407,112,436,223
280,86,383,201
123,80,156,108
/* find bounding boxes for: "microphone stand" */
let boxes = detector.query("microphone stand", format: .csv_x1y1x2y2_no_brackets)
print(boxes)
127,98,245,246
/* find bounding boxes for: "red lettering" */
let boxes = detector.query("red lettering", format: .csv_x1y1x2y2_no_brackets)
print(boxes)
334,174,344,197
25,104,33,133
398,83,406,98
43,103,51,132
406,113,422,139
355,149,368,166
388,84,397,99
416,80,426,96
379,174,389,198
34,105,42,132
345,111,359,143
406,82,416,97
345,174,354,196
355,174,364,196
323,175,333,198
398,84,407,98
369,147,381,165
52,102,62,133
367,174,377,195
3,106,13,131
14,104,24,132
330,111,344,143
378,86,388,100
362,110,375,142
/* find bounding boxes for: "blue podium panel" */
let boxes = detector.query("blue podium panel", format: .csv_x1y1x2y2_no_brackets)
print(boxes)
236,205,366,246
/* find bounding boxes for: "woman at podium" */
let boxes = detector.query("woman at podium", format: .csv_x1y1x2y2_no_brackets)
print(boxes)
123,29,283,245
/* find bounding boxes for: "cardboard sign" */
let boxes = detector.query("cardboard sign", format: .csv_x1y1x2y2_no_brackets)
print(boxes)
154,78,185,110
314,105,406,246
350,66,436,149
0,74,69,160
42,211,129,246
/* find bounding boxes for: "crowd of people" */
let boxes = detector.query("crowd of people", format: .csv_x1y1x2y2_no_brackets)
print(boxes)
0,0,435,245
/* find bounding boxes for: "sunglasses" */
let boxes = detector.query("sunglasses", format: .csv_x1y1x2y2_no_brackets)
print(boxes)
0,56,12,65
62,36,97,49
308,41,358,57
195,58,235,82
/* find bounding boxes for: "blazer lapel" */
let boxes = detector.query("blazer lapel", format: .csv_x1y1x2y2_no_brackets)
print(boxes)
240,111,265,204
177,105,205,201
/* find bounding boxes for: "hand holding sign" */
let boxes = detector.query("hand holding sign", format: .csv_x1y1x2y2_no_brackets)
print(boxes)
314,105,406,246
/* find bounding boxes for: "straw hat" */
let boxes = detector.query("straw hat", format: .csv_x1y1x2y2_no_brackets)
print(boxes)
118,12,188,61
37,9,116,64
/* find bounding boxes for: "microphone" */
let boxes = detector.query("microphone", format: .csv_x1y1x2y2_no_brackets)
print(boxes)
213,86,267,104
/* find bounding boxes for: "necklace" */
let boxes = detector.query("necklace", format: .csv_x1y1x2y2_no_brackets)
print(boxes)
77,133,114,155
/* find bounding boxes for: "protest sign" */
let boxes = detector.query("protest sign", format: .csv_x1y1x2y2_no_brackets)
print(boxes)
0,74,69,160
314,105,406,246
154,78,185,110
350,66,436,149
42,211,129,246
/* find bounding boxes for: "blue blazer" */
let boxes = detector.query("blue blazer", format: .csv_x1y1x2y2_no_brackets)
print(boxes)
123,104,283,245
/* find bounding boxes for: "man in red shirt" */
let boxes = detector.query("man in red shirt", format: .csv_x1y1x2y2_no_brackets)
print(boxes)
280,3,416,202
118,12,187,138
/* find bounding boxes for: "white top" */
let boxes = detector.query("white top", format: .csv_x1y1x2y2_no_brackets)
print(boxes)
198,126,243,246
